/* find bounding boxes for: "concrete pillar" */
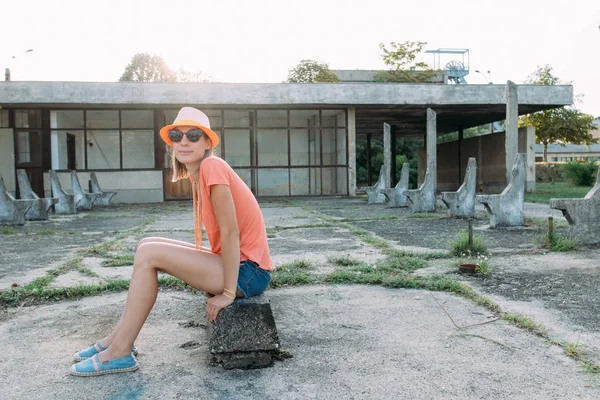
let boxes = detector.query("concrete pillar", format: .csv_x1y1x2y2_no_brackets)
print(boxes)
383,122,391,189
518,126,536,193
505,80,518,184
0,128,16,196
348,107,356,196
426,108,437,191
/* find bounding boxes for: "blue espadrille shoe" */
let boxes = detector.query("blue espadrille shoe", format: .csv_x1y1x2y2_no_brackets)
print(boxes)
73,343,138,362
70,353,139,377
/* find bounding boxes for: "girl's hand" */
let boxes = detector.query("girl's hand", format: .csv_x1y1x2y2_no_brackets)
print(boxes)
206,294,234,323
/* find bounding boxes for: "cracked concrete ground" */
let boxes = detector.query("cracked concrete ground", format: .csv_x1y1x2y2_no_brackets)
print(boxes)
0,197,599,399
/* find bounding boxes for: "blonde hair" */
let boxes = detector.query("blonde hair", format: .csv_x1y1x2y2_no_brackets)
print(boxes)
169,132,213,182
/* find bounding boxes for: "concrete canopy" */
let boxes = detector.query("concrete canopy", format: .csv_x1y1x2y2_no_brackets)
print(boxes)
0,81,572,137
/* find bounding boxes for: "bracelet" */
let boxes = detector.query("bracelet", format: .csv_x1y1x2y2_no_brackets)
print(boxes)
223,288,236,296
223,289,235,300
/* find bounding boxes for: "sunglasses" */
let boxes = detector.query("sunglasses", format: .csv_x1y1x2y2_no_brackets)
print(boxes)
168,129,205,143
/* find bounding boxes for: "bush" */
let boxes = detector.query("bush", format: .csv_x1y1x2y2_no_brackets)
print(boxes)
535,162,564,183
561,161,598,186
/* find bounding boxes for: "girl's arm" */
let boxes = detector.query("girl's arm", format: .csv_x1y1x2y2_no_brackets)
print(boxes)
206,183,240,322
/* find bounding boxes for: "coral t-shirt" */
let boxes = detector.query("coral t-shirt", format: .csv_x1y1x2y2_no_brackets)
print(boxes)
195,156,273,271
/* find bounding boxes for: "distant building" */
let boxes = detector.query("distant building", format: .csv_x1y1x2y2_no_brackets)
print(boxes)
535,143,600,162
0,81,571,202
591,118,600,140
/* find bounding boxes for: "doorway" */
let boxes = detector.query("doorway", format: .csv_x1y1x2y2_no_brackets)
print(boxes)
14,130,44,197
66,133,76,170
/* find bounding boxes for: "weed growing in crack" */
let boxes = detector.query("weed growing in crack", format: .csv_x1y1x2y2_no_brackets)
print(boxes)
503,313,548,337
450,230,487,257
537,231,579,252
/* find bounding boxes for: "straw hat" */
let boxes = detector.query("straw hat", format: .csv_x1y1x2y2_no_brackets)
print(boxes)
160,107,220,148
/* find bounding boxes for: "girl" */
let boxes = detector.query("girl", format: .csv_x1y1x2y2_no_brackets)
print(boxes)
71,107,273,376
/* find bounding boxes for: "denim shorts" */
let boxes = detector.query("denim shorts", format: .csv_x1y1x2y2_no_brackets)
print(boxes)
236,260,271,298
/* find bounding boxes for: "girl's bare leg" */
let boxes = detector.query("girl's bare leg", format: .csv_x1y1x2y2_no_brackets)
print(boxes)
97,238,210,348
96,242,225,362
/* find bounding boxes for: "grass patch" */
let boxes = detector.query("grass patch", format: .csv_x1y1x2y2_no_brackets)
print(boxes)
503,313,547,337
328,256,363,267
46,256,84,278
1,226,18,235
0,276,194,307
537,231,579,252
277,259,314,272
581,360,600,375
102,254,135,267
266,228,278,238
77,267,99,278
21,276,54,290
377,255,427,272
386,249,452,260
524,181,593,204
450,229,487,257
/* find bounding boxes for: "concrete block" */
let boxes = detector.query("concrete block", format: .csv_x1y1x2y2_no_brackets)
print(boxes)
71,171,100,211
90,172,117,206
441,158,477,218
0,174,36,226
406,159,436,213
381,163,409,207
359,165,387,204
49,170,77,214
476,153,526,227
16,169,58,221
208,295,281,369
550,169,600,244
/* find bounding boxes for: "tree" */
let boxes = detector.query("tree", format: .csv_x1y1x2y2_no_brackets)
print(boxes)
119,53,177,82
519,65,597,162
374,41,439,83
286,59,339,83
176,67,211,83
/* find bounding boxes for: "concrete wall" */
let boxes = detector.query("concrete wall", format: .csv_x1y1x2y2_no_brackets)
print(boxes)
420,129,535,193
0,128,15,195
43,170,164,203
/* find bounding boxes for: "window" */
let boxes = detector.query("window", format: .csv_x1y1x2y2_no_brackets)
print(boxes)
50,109,157,170
0,110,9,128
15,110,42,128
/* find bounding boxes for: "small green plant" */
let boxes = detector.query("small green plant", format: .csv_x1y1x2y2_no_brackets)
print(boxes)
538,231,579,252
450,229,487,257
474,256,491,276
328,256,362,267
564,342,585,359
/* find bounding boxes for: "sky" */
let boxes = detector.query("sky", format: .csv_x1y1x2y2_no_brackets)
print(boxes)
2,0,599,116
